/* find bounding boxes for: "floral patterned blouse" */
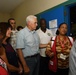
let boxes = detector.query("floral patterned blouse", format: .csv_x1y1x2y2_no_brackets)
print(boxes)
56,36,72,69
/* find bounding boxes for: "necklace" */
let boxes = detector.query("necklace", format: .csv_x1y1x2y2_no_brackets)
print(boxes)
58,36,67,52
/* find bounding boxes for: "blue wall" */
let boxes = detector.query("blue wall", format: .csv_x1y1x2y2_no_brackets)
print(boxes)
36,0,76,35
40,6,65,28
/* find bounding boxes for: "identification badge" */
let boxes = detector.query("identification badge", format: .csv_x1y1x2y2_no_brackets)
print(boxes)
60,53,66,60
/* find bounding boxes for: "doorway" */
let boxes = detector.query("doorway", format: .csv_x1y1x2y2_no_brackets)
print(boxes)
70,5,76,39
65,3,76,39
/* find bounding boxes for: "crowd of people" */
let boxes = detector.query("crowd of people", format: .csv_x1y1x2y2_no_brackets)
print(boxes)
0,15,76,75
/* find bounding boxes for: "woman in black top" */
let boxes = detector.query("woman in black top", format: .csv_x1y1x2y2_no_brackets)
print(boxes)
0,22,23,75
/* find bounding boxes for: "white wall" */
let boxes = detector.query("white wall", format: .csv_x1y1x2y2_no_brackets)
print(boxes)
0,12,10,22
11,0,68,27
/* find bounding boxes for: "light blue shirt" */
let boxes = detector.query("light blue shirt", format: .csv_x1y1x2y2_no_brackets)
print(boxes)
69,40,76,75
16,26,40,57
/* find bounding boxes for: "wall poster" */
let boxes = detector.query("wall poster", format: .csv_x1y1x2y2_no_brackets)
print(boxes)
49,19,58,36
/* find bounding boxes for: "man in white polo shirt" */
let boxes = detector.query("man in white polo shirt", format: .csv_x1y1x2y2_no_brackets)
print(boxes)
36,18,53,75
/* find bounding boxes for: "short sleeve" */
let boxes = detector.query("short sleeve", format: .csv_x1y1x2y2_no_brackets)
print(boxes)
16,31,25,49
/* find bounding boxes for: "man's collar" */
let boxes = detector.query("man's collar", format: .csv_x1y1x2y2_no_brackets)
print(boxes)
26,26,31,32
26,26,35,33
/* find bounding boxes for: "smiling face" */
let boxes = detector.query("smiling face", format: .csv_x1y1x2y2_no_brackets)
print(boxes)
0,22,12,43
58,23,68,36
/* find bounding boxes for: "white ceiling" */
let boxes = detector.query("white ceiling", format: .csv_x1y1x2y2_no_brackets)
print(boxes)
0,0,25,13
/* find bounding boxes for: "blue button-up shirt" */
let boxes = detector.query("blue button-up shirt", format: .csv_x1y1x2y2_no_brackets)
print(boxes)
16,26,40,57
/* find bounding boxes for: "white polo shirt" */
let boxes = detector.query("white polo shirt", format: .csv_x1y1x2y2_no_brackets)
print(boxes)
36,28,53,57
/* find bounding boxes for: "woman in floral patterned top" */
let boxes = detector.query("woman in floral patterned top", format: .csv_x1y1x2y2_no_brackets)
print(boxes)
45,22,74,75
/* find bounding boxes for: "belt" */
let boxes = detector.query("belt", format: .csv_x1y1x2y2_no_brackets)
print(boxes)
25,54,39,58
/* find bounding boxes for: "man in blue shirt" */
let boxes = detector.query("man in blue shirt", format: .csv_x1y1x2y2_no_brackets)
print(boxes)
16,15,40,75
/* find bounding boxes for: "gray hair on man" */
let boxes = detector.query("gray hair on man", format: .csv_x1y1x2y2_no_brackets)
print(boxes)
26,15,37,25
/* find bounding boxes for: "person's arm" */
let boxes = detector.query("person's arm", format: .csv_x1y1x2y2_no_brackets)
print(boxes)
39,44,47,49
18,61,23,74
16,48,30,74
0,49,20,72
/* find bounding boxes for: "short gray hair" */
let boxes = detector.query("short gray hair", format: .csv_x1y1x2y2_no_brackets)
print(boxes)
26,15,37,24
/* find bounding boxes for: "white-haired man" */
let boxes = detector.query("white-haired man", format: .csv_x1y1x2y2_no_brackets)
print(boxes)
16,15,40,75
